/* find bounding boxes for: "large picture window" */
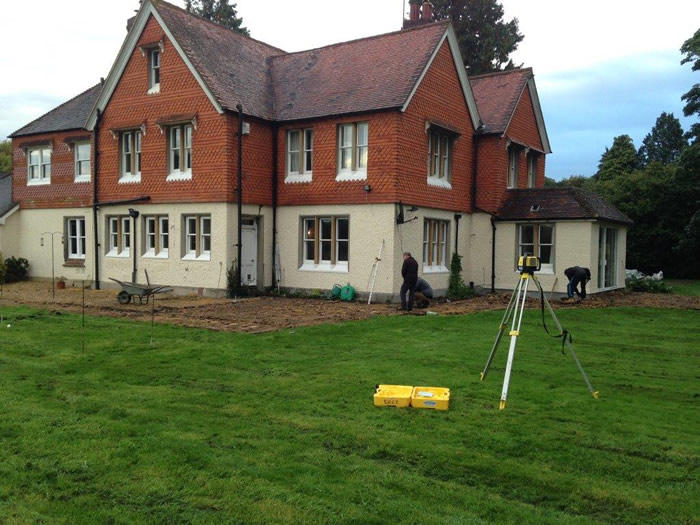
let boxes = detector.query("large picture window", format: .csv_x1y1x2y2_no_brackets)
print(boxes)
518,224,554,272
286,128,313,182
28,147,51,185
120,131,142,181
66,217,86,260
337,122,368,180
301,216,349,270
423,219,449,271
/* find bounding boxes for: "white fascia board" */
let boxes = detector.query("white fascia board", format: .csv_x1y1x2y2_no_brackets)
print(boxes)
86,0,223,131
527,77,552,154
400,25,482,131
0,204,19,225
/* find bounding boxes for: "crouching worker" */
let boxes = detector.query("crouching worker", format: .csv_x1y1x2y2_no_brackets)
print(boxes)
563,266,591,302
414,278,434,308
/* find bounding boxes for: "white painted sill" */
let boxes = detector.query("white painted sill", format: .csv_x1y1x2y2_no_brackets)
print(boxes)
423,265,449,274
299,262,349,273
74,176,91,184
182,253,211,262
107,250,130,258
285,172,312,184
27,179,50,186
143,251,169,259
167,171,192,182
427,177,452,189
119,174,141,184
336,169,367,182
147,84,161,95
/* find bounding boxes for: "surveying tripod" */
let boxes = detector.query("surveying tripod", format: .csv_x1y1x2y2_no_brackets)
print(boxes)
480,256,599,409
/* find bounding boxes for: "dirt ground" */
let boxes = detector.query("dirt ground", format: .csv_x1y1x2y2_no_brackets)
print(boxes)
0,281,698,333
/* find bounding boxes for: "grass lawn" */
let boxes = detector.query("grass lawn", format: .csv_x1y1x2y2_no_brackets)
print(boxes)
0,306,698,524
668,279,700,296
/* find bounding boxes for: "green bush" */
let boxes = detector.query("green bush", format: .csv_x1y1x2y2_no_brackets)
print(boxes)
625,276,672,294
4,256,29,283
0,253,6,284
447,252,475,300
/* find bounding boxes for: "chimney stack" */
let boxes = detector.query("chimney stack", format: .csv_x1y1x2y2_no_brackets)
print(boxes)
409,2,420,22
421,2,434,22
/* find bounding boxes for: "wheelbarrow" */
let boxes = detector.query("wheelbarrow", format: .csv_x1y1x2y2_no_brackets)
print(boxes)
109,270,173,305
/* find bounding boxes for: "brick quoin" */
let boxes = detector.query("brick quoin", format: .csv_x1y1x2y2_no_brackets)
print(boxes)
12,130,94,210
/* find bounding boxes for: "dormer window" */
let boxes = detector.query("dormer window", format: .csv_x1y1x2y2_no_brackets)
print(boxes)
148,49,160,93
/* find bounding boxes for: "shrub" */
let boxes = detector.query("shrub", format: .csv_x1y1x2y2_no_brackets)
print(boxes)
0,253,6,284
625,276,672,294
4,256,29,283
226,259,238,298
447,252,475,300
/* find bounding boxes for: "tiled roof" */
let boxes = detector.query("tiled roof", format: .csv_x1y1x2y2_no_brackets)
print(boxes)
10,84,102,138
270,22,449,121
154,0,283,120
470,68,531,134
498,187,633,225
0,172,15,218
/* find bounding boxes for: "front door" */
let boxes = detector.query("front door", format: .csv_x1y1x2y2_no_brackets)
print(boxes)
241,222,257,286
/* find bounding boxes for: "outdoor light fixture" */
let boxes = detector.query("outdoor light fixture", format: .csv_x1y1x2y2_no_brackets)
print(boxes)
408,206,418,212
128,208,139,218
364,184,371,192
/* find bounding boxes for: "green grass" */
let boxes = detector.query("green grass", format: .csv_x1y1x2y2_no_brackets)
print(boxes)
667,279,700,296
0,306,698,524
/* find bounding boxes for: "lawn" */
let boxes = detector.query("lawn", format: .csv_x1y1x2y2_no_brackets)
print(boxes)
668,279,700,296
0,306,698,524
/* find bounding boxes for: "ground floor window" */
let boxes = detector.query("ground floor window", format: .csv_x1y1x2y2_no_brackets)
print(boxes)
301,216,349,270
107,216,131,257
183,215,211,260
423,219,449,271
65,217,86,260
598,226,618,288
518,223,554,272
144,216,169,257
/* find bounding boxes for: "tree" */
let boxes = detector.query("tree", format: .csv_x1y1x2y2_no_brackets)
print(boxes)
428,0,524,75
0,140,11,173
637,112,687,165
185,0,249,36
595,135,638,181
680,28,699,143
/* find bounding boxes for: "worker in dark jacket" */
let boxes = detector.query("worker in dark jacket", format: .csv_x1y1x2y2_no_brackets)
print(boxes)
563,266,591,302
400,252,419,311
414,277,434,308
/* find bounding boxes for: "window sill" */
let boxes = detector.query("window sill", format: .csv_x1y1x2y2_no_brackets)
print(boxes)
423,265,449,274
74,176,91,184
285,173,312,184
63,259,85,267
143,251,169,259
119,174,141,184
147,84,161,95
299,262,349,273
166,171,192,182
336,170,367,182
106,251,130,258
182,253,211,262
427,177,452,189
514,268,554,276
27,179,51,186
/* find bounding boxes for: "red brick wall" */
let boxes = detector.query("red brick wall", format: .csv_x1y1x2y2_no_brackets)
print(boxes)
98,15,240,205
12,130,94,210
506,85,544,152
475,135,507,212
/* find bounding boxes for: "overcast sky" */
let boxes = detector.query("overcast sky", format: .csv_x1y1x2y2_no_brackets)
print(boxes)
1,0,698,179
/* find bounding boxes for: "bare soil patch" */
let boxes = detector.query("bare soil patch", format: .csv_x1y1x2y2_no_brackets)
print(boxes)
1,281,697,333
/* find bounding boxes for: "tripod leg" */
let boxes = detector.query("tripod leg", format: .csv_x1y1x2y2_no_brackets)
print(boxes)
500,275,530,409
481,277,522,381
535,277,599,399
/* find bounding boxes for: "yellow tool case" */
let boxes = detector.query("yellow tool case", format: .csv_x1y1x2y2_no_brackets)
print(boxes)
411,386,450,410
373,385,413,407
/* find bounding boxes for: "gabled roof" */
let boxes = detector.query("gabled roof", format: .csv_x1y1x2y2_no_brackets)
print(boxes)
498,187,633,225
470,68,551,153
0,171,16,219
10,84,101,138
87,0,481,128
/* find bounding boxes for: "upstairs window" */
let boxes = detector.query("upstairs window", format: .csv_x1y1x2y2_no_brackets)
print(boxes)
428,128,453,188
286,128,313,182
148,49,160,93
168,124,192,180
74,142,91,182
507,145,519,189
337,122,368,181
518,224,554,272
27,147,51,185
120,131,142,182
527,152,537,188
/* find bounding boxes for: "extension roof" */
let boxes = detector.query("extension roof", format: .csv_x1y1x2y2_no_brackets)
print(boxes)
470,68,551,153
498,187,633,225
0,171,16,219
10,84,102,138
87,0,481,129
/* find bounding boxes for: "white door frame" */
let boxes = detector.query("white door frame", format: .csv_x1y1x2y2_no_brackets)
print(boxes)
241,220,257,286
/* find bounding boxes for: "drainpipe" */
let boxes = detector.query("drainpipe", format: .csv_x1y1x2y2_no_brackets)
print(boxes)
471,127,481,211
236,104,243,291
128,208,139,283
92,108,102,289
454,213,461,255
271,122,278,288
490,215,496,293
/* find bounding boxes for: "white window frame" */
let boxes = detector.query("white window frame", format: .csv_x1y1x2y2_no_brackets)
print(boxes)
66,217,86,260
182,214,211,261
148,49,161,94
27,147,51,186
167,124,193,181
106,216,131,257
517,223,554,274
120,131,142,183
143,215,169,258
507,145,519,189
427,129,453,189
423,218,449,273
285,128,313,183
527,152,537,188
598,226,618,289
300,216,349,272
336,122,368,181
74,142,91,182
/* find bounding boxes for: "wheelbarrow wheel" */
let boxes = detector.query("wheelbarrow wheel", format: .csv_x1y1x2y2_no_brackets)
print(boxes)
117,291,132,304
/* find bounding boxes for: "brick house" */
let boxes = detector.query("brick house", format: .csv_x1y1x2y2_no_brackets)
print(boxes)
3,0,630,298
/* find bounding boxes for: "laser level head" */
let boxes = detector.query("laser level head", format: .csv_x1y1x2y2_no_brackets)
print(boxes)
517,255,541,274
